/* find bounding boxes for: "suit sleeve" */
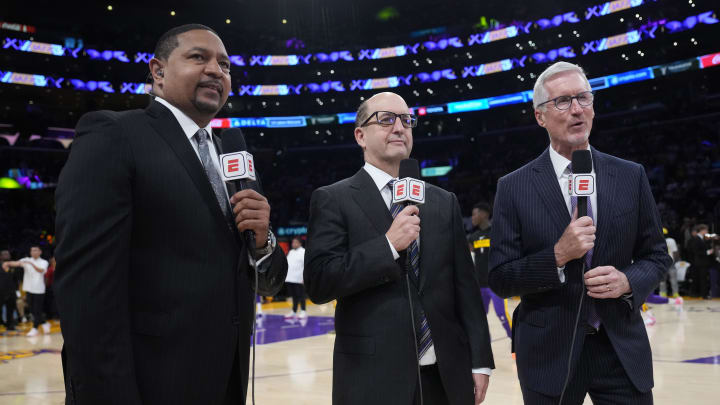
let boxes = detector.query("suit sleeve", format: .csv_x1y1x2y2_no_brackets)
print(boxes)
488,176,565,298
304,187,402,304
450,193,495,369
623,165,672,311
54,111,142,404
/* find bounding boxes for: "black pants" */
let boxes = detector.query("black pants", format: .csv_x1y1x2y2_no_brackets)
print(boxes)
26,292,46,328
693,266,709,297
1,293,17,330
286,283,306,312
521,327,653,405
413,364,449,405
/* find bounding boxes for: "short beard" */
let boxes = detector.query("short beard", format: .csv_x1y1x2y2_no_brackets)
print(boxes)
192,98,220,115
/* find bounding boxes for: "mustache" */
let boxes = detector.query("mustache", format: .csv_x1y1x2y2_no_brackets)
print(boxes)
197,80,224,92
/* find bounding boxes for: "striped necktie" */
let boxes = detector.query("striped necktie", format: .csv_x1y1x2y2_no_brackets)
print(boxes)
388,179,433,359
195,129,232,221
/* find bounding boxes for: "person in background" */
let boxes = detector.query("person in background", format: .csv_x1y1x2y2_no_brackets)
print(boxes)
659,228,682,304
2,246,50,336
284,237,307,319
467,203,511,339
687,224,715,299
44,256,58,320
0,249,18,331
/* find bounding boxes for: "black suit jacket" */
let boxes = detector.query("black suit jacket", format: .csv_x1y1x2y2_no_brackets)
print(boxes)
489,147,670,396
304,168,494,405
687,236,713,268
54,101,287,405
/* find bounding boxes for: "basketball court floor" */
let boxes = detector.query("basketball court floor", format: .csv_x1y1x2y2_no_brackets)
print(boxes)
1,297,718,404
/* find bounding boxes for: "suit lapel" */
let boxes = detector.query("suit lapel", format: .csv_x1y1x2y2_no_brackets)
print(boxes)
145,101,233,239
349,169,394,237
591,148,617,267
531,148,571,234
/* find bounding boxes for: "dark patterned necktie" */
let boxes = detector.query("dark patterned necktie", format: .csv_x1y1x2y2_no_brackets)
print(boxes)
569,164,601,330
195,129,231,221
388,179,433,359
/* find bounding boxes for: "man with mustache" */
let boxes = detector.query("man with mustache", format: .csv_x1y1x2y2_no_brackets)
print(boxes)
305,92,494,404
489,61,670,404
55,24,287,405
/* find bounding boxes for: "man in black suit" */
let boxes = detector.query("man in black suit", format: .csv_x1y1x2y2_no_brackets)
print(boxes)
687,224,715,298
54,24,287,405
489,62,670,404
304,92,494,405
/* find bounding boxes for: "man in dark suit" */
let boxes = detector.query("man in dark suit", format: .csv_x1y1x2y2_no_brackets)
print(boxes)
687,224,715,298
54,24,287,405
489,62,670,404
304,92,494,405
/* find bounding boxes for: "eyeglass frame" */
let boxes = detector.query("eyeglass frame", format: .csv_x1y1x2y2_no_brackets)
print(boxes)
359,110,418,128
536,90,595,111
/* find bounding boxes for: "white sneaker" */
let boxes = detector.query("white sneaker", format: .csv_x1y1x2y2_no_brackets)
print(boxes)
298,310,308,319
42,322,51,334
26,328,39,337
674,296,684,305
283,311,296,319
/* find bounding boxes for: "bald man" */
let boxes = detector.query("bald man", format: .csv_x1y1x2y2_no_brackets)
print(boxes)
305,92,494,405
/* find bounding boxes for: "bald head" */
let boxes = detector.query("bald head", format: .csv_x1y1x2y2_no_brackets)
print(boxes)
355,92,410,128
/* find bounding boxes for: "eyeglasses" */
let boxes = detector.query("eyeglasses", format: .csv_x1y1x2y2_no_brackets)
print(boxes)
360,111,418,128
537,91,594,111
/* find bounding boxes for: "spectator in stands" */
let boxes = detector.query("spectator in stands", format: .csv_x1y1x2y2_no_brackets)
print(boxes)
284,237,307,319
0,249,18,331
687,224,714,299
2,246,50,336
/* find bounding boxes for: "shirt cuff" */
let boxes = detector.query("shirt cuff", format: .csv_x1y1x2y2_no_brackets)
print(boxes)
472,368,492,376
557,266,566,283
386,236,400,260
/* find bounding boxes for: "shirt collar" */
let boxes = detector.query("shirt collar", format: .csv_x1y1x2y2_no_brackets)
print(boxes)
548,144,592,179
155,97,213,142
363,161,396,191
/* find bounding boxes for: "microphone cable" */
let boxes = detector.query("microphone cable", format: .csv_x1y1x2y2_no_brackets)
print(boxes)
558,262,587,405
405,252,424,405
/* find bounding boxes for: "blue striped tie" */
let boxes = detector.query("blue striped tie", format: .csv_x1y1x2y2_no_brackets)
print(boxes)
388,180,433,359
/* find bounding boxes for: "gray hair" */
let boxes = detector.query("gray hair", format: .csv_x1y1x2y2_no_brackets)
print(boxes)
532,61,591,110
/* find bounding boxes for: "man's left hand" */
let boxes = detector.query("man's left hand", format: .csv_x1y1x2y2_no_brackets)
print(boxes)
585,266,631,299
473,373,489,404
230,189,270,248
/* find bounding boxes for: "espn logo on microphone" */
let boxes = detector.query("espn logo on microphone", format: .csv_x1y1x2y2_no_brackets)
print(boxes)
569,174,595,196
392,178,426,205
219,151,256,182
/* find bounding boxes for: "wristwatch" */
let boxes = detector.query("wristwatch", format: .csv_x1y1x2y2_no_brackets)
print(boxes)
254,229,276,257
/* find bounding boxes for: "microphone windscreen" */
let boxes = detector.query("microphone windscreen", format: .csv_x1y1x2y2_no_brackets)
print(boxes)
221,128,247,153
399,158,420,179
571,150,592,174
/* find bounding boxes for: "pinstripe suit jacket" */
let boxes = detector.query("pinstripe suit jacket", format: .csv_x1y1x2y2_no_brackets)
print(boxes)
488,147,671,396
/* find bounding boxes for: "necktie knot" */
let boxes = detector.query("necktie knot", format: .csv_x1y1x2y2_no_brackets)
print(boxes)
195,129,208,146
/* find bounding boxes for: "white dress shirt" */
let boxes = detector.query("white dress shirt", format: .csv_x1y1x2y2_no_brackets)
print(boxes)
285,247,305,284
548,145,597,283
156,97,272,266
363,162,491,376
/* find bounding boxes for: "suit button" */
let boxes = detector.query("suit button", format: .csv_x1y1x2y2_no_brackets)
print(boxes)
232,315,241,325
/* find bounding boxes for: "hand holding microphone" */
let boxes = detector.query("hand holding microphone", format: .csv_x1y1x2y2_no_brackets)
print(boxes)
554,150,596,268
386,205,420,251
220,128,271,249
230,190,270,249
554,208,596,267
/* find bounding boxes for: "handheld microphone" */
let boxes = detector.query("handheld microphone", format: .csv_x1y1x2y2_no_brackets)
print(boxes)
570,150,594,218
220,128,259,247
392,158,425,206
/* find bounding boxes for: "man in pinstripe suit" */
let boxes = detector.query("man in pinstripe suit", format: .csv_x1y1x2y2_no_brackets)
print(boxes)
489,62,670,404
